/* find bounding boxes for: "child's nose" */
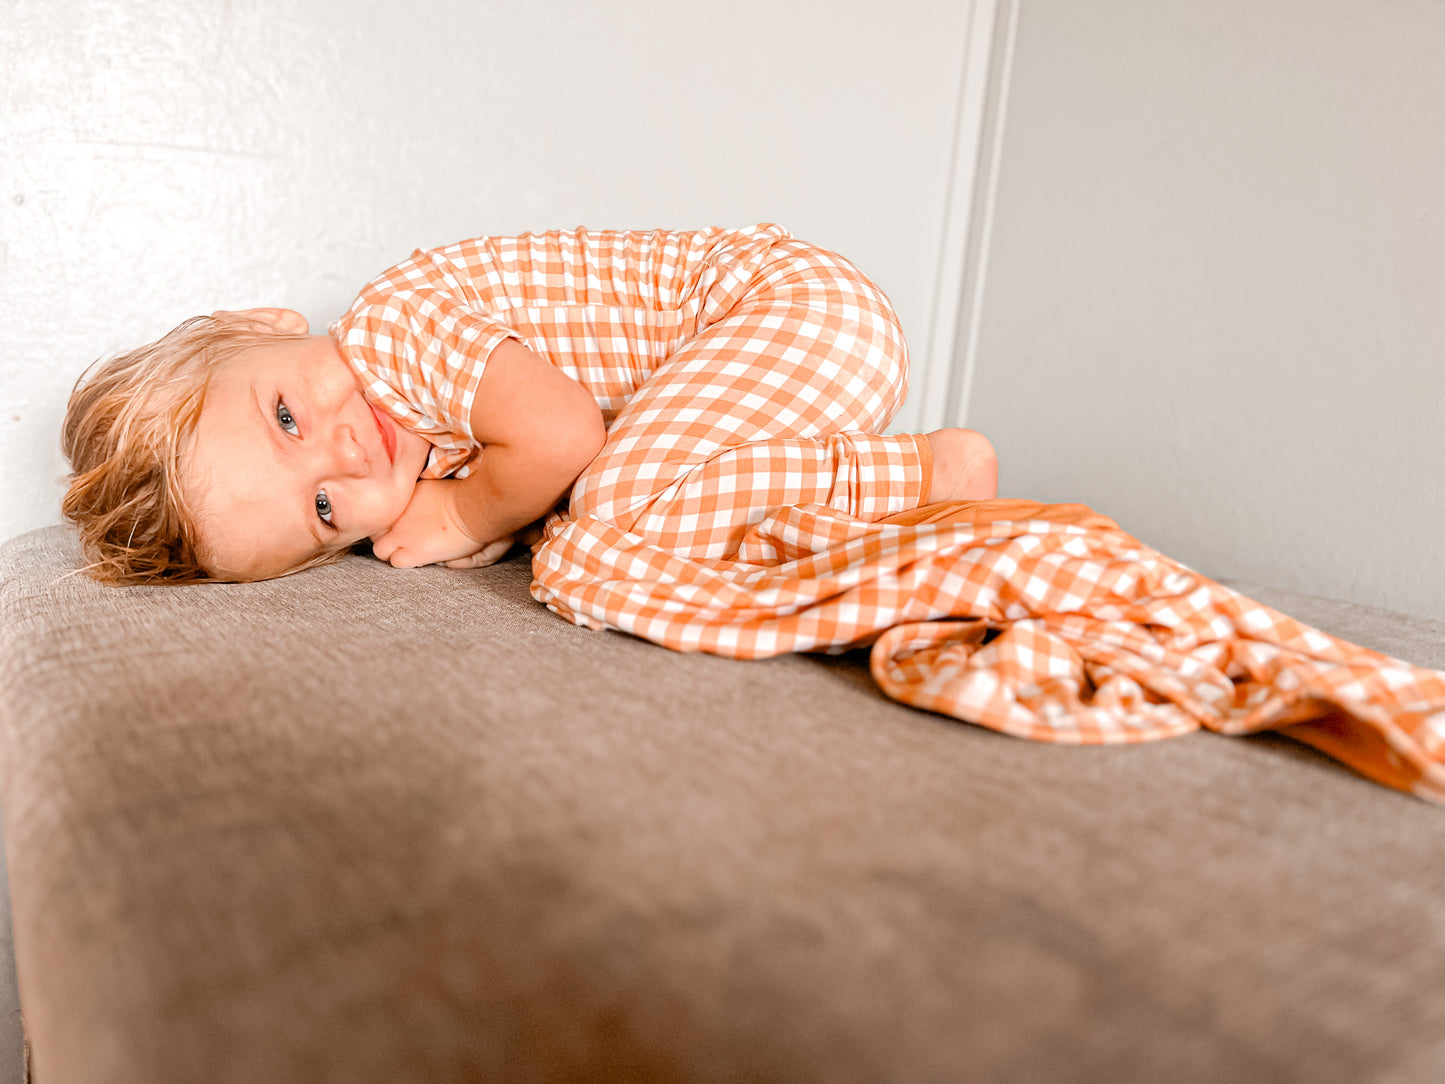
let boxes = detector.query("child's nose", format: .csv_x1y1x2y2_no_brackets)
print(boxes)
328,424,369,477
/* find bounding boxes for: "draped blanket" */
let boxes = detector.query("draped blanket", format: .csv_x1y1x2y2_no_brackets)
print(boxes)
533,498,1445,803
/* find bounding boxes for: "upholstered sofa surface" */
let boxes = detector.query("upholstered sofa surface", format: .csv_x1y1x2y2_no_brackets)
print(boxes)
1,524,1443,1083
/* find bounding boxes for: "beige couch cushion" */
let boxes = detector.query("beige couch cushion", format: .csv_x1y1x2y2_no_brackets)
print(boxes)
2,525,1443,1082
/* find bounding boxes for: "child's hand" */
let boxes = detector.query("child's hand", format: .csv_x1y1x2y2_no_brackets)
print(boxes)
437,537,516,569
370,478,511,569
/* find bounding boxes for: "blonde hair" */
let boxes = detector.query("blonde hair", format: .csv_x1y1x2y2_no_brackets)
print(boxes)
61,313,329,585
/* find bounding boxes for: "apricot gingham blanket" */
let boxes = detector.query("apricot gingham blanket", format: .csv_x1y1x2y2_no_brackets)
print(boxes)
329,224,1444,803
533,497,1445,804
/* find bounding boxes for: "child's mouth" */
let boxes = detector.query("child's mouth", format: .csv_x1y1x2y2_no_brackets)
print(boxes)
369,404,396,464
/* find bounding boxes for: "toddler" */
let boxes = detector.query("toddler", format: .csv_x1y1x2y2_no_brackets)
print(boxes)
62,224,997,584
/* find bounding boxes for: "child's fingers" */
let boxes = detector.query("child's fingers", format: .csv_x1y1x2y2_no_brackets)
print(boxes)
369,521,511,569
370,534,435,569
369,530,399,565
441,537,515,569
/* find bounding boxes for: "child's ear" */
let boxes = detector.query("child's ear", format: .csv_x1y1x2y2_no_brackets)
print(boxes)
214,308,310,335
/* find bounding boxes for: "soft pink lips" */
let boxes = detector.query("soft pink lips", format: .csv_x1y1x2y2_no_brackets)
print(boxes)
369,404,396,465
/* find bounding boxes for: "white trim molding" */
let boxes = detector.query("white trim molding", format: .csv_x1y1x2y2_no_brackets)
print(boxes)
916,0,1019,431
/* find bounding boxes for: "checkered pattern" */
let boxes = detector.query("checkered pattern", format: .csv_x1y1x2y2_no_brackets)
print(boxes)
333,223,929,552
565,232,928,557
533,497,1445,805
335,223,1445,804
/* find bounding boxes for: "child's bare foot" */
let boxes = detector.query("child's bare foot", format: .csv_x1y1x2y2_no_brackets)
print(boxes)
925,428,998,502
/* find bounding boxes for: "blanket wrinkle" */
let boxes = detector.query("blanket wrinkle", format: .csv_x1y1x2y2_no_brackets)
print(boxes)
531,497,1445,804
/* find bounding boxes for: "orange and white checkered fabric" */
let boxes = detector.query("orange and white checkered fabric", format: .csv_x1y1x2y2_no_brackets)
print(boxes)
331,224,927,544
533,498,1445,803
334,224,929,558
335,224,1445,803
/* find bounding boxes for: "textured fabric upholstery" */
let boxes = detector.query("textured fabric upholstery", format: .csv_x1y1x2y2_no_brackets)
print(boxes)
1,525,1443,1082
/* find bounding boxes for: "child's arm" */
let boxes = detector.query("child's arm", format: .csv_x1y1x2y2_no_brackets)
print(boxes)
370,340,607,568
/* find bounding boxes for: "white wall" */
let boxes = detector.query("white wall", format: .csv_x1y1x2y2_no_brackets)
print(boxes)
968,0,1445,620
0,0,971,543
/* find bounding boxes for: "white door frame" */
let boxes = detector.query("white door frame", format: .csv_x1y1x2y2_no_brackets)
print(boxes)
915,0,1019,432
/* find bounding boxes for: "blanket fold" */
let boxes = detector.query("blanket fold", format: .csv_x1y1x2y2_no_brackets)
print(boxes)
532,497,1445,803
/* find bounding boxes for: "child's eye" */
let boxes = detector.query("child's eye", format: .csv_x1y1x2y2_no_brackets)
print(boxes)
276,400,299,436
315,490,334,525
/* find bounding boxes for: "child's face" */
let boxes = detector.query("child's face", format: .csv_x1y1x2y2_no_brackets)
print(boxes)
185,332,432,579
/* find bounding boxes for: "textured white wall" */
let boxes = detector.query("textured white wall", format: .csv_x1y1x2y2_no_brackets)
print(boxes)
1,0,969,543
969,0,1445,620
